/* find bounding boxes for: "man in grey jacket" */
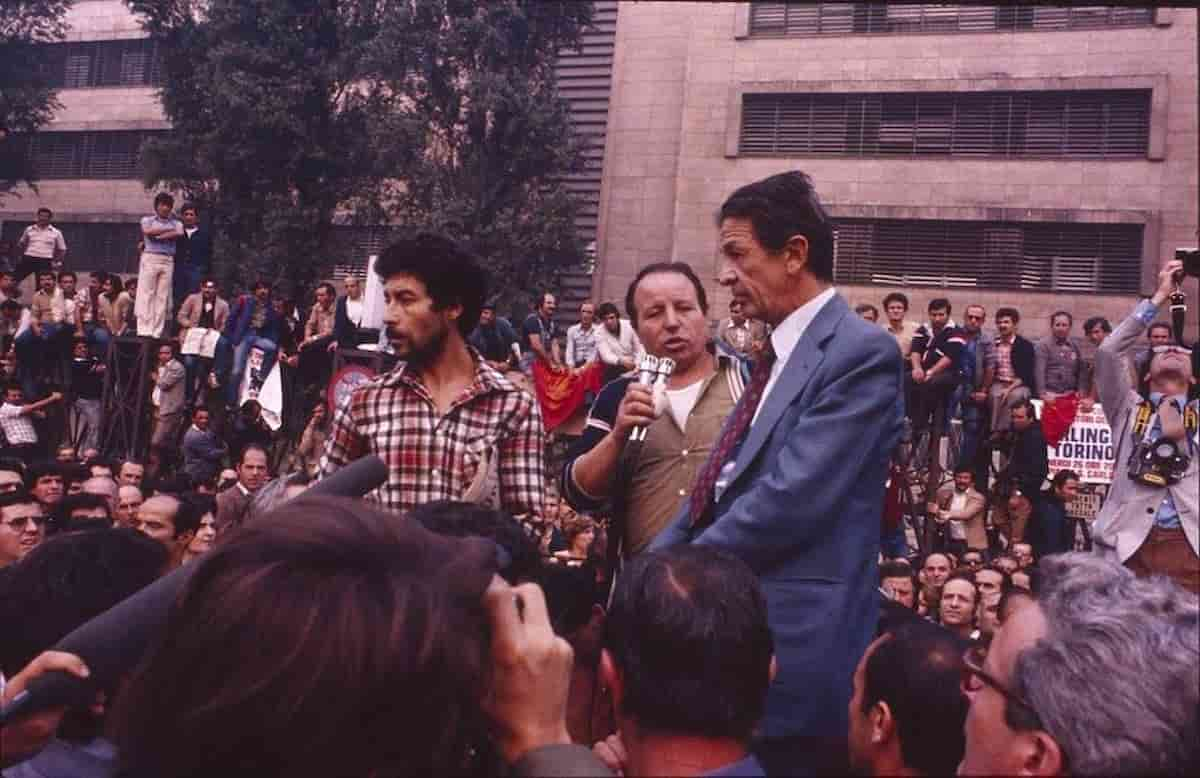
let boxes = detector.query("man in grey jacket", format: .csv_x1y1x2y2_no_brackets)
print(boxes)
1092,259,1198,593
182,407,227,487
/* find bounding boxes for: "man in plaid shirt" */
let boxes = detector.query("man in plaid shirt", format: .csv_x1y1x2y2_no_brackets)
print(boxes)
319,234,546,517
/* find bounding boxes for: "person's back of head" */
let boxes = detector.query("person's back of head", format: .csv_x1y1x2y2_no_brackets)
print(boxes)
408,500,541,585
1007,553,1199,776
110,496,501,778
603,545,773,743
850,620,969,776
52,491,113,534
0,528,166,682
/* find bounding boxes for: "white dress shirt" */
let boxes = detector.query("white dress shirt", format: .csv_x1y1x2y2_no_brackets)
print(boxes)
753,287,837,425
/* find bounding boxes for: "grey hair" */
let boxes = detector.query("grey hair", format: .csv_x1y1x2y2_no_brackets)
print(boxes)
1010,553,1199,775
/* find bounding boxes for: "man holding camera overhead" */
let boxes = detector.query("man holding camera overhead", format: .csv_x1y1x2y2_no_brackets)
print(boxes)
1092,258,1199,593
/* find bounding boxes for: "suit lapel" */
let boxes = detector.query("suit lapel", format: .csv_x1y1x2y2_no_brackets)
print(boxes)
722,295,848,492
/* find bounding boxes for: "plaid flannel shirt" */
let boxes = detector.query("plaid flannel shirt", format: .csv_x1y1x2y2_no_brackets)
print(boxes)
318,348,546,517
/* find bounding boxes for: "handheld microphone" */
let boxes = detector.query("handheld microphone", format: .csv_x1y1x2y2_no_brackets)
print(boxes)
629,354,660,442
0,455,389,725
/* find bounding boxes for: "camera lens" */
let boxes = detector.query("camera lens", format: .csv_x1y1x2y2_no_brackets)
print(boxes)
1154,441,1177,459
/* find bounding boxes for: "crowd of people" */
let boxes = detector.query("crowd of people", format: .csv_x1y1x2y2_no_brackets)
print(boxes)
0,170,1196,777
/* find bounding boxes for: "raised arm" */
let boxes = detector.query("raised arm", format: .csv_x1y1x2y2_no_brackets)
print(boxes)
1096,260,1182,426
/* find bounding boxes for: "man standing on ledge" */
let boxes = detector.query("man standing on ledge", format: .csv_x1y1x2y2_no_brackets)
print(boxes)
137,192,184,338
651,171,904,775
319,234,545,517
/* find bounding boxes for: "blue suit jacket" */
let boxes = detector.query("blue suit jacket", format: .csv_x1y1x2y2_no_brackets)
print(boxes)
651,293,903,740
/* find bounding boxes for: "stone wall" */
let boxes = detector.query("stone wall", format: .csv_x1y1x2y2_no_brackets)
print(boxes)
591,3,1199,330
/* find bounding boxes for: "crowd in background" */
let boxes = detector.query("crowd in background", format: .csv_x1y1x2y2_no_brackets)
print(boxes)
0,184,1196,778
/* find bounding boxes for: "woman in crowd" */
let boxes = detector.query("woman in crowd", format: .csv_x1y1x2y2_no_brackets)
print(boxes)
554,515,596,566
180,494,216,565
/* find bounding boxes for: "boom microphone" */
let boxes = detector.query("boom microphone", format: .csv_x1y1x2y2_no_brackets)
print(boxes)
0,455,389,725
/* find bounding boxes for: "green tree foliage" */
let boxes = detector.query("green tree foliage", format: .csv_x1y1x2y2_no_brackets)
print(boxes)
128,0,395,293
128,0,592,303
0,0,70,202
373,0,594,310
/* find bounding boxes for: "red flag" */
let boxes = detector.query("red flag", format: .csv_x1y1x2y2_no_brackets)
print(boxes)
1041,392,1080,448
532,361,604,432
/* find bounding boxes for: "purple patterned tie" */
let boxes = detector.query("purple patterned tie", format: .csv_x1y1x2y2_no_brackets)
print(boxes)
689,342,777,529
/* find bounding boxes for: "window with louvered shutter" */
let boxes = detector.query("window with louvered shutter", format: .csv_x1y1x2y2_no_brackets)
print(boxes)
64,50,93,89
747,3,1152,36
329,226,399,278
740,89,1150,159
37,39,164,88
0,221,142,274
832,218,1142,293
18,131,166,179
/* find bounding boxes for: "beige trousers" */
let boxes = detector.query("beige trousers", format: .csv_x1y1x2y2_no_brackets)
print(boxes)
135,251,174,338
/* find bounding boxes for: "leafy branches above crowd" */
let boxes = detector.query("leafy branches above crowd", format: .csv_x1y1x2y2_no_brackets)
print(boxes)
127,0,592,304
0,0,70,203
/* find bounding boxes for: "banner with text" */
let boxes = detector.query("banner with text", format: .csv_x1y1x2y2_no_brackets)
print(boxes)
1036,401,1116,484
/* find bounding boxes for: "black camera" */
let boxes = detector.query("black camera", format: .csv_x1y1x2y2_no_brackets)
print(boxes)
1176,248,1200,280
1127,438,1190,487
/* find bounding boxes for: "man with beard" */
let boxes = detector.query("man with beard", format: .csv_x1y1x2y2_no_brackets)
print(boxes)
561,263,746,557
983,307,1036,438
522,291,563,374
319,233,545,517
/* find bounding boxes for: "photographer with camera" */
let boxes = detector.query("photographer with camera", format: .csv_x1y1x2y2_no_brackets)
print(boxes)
1092,259,1198,594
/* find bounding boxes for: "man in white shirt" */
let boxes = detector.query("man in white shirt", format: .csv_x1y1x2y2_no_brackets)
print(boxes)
14,207,67,287
651,171,903,773
594,301,645,382
564,302,600,370
718,299,767,359
331,275,376,350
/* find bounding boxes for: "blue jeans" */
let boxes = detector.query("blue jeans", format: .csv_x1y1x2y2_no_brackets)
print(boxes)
83,323,111,358
227,336,277,405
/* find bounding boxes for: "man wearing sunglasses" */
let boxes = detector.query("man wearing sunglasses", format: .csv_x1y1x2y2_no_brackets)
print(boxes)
959,553,1198,775
1092,259,1198,593
0,491,44,568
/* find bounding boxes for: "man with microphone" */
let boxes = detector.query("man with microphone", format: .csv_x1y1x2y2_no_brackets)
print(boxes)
651,172,904,775
561,262,747,558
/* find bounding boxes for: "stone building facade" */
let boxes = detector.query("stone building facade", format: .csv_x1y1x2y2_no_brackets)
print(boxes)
0,0,166,277
590,3,1198,335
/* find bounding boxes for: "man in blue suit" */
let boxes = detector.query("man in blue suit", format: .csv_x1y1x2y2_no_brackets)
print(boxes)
651,171,904,775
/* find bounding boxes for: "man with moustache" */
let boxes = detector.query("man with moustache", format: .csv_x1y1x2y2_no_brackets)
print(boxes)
561,262,747,557
319,233,545,517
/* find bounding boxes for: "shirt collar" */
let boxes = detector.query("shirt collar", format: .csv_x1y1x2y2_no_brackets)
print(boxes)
382,345,513,398
769,287,837,367
1149,392,1188,409
236,482,251,497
